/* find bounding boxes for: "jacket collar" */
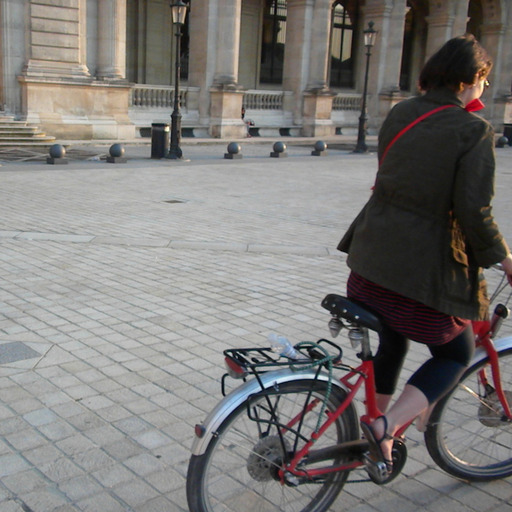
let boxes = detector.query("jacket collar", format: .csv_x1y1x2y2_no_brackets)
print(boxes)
423,87,486,112
423,88,465,108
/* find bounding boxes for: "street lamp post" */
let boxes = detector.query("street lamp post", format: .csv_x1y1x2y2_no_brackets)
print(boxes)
354,21,377,154
167,1,188,160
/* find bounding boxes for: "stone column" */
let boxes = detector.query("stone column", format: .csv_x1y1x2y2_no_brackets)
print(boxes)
22,0,90,78
303,0,328,92
209,0,245,138
97,0,127,80
18,0,135,140
282,0,311,123
453,0,471,35
212,0,241,87
362,1,405,127
187,0,213,132
283,0,334,136
480,20,510,129
0,0,26,114
425,3,456,59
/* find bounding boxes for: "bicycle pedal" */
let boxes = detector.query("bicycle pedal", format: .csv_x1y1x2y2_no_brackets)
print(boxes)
363,454,391,484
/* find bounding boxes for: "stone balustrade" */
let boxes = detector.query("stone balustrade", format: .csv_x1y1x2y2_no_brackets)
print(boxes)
332,93,362,111
242,90,285,110
129,85,363,137
130,85,188,109
130,85,361,114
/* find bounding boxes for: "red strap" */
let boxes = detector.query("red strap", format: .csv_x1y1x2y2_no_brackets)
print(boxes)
379,104,457,167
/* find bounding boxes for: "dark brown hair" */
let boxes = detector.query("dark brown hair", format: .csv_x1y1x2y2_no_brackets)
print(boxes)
419,34,493,91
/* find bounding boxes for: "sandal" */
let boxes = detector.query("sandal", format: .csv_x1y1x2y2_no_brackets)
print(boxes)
360,415,394,473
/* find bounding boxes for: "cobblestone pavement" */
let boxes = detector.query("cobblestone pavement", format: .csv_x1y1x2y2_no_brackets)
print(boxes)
1,141,512,512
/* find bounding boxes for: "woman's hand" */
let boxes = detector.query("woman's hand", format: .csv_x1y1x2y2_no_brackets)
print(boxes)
501,254,512,287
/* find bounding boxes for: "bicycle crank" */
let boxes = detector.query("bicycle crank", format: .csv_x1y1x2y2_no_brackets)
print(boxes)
365,438,407,485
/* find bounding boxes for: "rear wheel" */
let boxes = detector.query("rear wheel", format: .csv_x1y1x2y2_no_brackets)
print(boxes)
187,379,359,512
425,348,512,481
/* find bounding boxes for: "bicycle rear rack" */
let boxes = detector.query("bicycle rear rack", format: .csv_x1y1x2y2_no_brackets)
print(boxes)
221,339,344,397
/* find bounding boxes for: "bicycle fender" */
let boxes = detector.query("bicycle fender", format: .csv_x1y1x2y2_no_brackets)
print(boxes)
471,336,512,366
190,369,351,456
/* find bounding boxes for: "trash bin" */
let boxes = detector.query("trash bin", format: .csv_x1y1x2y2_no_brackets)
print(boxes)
151,123,170,159
503,124,512,146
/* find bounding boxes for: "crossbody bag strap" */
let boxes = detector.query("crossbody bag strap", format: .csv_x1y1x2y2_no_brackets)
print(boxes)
379,104,458,167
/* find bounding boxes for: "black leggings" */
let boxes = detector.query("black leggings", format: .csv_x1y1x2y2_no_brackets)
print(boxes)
373,325,475,404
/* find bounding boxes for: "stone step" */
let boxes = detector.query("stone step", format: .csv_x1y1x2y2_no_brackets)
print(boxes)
0,136,56,143
0,113,56,144
0,127,40,134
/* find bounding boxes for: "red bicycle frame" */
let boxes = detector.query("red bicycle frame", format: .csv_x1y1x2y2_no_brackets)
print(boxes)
280,359,376,480
473,319,512,419
280,317,512,482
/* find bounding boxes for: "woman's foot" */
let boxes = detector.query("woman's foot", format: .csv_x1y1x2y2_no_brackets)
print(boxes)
361,415,394,472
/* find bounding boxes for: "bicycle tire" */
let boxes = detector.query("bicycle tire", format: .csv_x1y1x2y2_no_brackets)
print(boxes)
187,379,359,512
425,347,512,481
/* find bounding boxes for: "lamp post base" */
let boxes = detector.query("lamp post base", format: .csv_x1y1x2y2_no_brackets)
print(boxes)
167,146,183,159
167,109,183,159
353,143,368,154
353,113,369,154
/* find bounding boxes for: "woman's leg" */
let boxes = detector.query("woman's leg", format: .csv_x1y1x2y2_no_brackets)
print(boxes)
407,326,475,403
368,326,475,463
373,325,409,413
368,384,429,464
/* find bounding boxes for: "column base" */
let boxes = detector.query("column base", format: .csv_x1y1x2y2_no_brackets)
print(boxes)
209,87,246,139
19,77,136,140
302,89,335,137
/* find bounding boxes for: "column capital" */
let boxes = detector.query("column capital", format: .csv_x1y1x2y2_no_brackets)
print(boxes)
480,21,506,36
210,80,243,91
425,13,456,27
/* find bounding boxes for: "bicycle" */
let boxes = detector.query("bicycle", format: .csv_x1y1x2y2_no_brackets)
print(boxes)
186,267,512,512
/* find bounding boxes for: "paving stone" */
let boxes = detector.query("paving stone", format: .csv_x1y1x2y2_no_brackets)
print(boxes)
124,452,166,477
58,474,103,501
76,492,127,512
23,408,59,427
112,478,160,507
0,453,31,477
0,341,40,364
1,145,512,511
5,428,47,451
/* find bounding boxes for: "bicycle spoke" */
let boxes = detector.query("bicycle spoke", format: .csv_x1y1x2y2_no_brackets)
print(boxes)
188,380,359,512
426,349,512,480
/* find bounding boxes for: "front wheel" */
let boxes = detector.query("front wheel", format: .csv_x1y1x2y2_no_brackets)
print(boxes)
425,348,512,481
187,379,359,512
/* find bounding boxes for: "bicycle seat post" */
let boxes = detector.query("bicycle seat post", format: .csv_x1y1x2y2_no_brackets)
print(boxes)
360,327,372,360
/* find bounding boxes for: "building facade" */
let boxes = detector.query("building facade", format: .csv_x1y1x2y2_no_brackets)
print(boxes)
1,0,512,140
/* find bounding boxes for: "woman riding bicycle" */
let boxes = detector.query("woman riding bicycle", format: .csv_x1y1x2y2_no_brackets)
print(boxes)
338,34,512,473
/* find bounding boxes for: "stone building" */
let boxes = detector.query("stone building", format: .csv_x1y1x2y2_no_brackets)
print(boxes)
1,0,511,140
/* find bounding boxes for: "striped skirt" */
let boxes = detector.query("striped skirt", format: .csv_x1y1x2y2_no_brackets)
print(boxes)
347,271,471,346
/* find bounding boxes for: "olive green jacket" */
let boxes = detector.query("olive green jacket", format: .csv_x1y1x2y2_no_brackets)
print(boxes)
338,88,509,320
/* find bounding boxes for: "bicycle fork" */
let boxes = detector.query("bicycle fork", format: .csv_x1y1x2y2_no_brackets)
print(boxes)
477,337,512,420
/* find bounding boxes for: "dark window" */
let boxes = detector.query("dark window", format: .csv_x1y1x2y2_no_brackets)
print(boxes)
260,0,287,85
329,1,356,88
467,0,483,40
